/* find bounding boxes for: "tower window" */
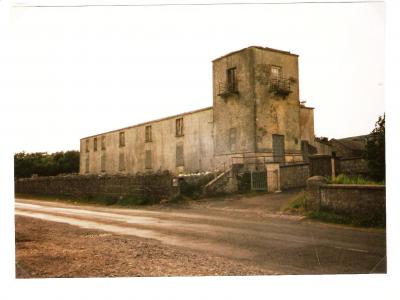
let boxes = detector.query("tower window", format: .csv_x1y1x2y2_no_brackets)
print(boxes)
93,137,98,152
176,118,184,137
145,125,152,142
271,66,282,79
227,67,237,92
85,140,89,153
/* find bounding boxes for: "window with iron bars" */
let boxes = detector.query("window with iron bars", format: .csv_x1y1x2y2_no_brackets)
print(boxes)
269,65,291,97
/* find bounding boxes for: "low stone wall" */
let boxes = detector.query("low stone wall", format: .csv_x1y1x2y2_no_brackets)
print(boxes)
280,163,310,190
15,172,178,203
339,157,369,176
320,184,385,223
306,176,385,225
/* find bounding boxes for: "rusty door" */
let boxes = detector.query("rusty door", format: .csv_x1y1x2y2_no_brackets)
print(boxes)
273,134,285,163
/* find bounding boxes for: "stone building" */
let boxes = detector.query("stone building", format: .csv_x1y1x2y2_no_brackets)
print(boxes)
329,135,369,158
80,46,316,175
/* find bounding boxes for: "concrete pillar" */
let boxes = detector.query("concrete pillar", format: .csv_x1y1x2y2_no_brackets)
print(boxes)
306,176,328,211
266,163,281,192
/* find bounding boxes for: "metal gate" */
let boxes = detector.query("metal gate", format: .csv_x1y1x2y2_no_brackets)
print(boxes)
251,171,267,191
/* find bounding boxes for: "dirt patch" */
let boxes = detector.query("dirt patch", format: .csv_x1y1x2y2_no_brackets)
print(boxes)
15,216,275,278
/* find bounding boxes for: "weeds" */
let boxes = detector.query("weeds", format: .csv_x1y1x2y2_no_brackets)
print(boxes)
281,191,307,214
281,191,385,228
329,174,384,185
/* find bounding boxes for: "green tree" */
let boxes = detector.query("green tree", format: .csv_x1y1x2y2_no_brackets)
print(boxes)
365,115,385,181
14,151,80,179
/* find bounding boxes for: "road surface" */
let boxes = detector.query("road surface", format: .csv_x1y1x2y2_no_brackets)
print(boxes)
15,194,386,276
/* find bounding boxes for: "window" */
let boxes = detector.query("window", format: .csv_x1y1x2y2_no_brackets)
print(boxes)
85,156,89,173
119,132,125,147
176,145,184,167
85,140,89,153
119,152,125,171
101,154,106,172
227,67,237,92
271,66,282,79
101,136,106,150
176,118,184,137
93,137,97,152
145,150,152,169
229,128,237,152
145,125,152,142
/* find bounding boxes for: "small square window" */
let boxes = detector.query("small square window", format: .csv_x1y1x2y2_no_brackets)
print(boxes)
176,118,184,137
271,66,282,79
145,125,152,142
119,132,125,147
93,137,98,152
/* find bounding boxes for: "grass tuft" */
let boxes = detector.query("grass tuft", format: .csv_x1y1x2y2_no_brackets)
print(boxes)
329,174,384,185
281,191,307,214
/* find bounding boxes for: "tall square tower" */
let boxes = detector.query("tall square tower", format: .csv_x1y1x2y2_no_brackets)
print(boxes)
212,46,303,164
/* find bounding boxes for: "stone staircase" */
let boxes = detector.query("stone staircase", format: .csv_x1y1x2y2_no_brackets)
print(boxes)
202,168,238,196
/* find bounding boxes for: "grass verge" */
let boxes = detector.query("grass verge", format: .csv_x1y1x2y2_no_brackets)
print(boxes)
329,174,384,185
281,191,384,228
15,193,159,207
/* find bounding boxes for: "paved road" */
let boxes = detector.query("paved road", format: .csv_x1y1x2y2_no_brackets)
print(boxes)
15,196,386,275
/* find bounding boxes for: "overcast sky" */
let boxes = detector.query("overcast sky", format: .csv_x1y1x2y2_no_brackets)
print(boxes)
6,0,384,153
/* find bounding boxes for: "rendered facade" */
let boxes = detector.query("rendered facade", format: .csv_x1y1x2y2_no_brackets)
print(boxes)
80,46,316,175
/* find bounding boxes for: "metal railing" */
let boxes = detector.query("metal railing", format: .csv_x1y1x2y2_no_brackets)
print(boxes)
231,153,304,171
269,77,291,96
217,81,239,97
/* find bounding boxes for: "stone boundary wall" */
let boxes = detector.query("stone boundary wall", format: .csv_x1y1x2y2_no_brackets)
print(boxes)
306,176,385,225
15,172,177,202
280,163,310,190
339,157,369,176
